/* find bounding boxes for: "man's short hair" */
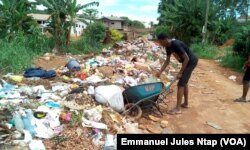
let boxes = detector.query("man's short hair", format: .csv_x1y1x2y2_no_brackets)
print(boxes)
157,33,169,40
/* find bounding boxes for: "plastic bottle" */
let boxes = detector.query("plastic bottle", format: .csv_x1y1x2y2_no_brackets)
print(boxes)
103,134,115,150
13,112,24,132
22,109,36,136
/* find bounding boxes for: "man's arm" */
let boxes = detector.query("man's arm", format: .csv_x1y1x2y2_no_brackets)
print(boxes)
244,54,250,69
157,55,170,77
178,52,189,78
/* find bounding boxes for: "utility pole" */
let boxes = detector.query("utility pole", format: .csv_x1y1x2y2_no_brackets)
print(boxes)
202,0,210,44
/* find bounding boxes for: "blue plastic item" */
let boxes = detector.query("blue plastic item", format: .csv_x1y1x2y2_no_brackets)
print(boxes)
46,100,60,108
13,112,24,132
23,68,56,79
22,109,36,136
65,59,81,71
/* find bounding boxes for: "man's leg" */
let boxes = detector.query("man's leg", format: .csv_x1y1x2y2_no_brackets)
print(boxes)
242,83,250,99
176,86,184,111
168,86,183,114
182,85,189,107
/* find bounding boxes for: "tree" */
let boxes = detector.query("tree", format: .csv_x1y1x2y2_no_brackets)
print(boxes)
79,8,99,24
202,0,210,44
157,0,206,43
157,0,239,44
36,0,99,52
149,21,154,28
131,20,145,29
120,16,145,29
0,0,36,40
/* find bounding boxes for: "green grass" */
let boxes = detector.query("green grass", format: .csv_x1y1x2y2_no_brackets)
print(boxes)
191,43,219,59
220,48,245,73
0,33,53,74
0,40,36,73
65,37,110,55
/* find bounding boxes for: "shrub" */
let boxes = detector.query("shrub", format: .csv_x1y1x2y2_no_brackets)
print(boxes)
0,32,53,74
154,25,169,37
66,37,103,54
191,43,218,59
221,47,245,72
232,24,250,57
84,22,106,45
110,29,123,42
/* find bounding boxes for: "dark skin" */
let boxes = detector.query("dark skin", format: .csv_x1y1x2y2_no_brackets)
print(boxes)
241,54,250,101
237,35,250,102
157,38,190,114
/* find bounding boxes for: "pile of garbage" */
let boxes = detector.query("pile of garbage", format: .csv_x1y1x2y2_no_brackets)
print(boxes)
0,37,179,150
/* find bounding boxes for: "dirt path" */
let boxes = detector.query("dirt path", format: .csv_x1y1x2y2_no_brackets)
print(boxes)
161,59,250,133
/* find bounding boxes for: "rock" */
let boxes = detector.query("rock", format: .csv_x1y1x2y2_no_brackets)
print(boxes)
97,66,114,77
134,62,150,72
148,115,161,122
43,56,50,61
138,124,146,130
143,130,150,134
228,75,237,81
162,128,168,134
160,120,169,128
146,124,162,134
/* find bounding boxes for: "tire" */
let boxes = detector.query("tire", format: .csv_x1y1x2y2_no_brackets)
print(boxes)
124,103,142,120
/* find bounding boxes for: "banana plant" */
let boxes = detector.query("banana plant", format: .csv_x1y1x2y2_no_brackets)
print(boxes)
36,0,99,51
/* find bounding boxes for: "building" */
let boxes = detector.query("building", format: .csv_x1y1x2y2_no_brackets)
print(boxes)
28,13,50,33
28,13,86,37
70,19,87,37
99,16,128,31
237,15,250,23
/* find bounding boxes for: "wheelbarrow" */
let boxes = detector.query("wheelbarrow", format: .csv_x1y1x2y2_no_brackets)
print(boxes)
122,79,176,119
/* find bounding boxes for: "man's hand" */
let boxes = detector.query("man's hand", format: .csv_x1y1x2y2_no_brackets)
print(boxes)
156,72,162,78
177,72,182,79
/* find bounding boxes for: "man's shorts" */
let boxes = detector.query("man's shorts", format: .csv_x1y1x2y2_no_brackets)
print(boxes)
243,67,250,85
178,59,198,87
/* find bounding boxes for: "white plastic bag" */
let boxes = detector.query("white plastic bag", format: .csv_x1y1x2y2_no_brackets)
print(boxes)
94,85,124,112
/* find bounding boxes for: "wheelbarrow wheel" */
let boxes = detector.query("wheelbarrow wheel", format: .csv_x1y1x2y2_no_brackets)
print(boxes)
124,103,142,120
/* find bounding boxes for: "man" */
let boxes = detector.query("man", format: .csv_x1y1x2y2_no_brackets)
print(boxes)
235,32,250,102
156,33,198,115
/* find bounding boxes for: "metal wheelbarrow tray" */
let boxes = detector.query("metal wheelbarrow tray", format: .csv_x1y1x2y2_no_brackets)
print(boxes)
122,80,175,119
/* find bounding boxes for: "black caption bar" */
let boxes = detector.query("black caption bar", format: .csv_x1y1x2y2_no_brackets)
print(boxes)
117,134,250,150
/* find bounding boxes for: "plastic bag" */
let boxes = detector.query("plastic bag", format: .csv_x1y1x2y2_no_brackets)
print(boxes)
94,85,124,112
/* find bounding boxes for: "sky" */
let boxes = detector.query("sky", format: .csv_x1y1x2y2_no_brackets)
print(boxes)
79,0,160,27
34,0,160,27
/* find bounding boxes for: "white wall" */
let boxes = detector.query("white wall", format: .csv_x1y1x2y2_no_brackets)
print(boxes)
70,21,86,37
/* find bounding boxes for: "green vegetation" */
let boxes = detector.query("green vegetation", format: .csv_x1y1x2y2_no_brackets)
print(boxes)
120,16,145,29
36,0,99,51
154,25,168,37
191,43,218,59
110,29,123,42
64,22,107,54
157,0,250,72
221,49,245,72
0,32,52,73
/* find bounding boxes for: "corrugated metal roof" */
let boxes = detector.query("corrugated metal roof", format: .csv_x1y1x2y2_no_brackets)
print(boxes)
28,13,51,21
100,16,124,21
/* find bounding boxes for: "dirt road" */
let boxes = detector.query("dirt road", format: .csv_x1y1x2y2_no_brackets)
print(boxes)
160,59,250,133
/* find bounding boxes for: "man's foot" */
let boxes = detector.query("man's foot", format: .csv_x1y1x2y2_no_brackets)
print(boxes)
234,97,249,102
181,103,189,108
167,108,182,115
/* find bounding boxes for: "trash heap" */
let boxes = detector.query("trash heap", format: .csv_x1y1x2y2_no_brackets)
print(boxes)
0,37,180,150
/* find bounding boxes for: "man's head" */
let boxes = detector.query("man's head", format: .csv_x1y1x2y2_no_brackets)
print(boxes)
157,33,171,47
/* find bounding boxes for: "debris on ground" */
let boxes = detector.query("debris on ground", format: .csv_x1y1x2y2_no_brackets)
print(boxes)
0,37,179,150
206,122,223,130
228,75,237,82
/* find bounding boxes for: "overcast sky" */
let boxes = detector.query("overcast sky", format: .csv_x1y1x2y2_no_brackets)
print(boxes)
36,0,160,27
